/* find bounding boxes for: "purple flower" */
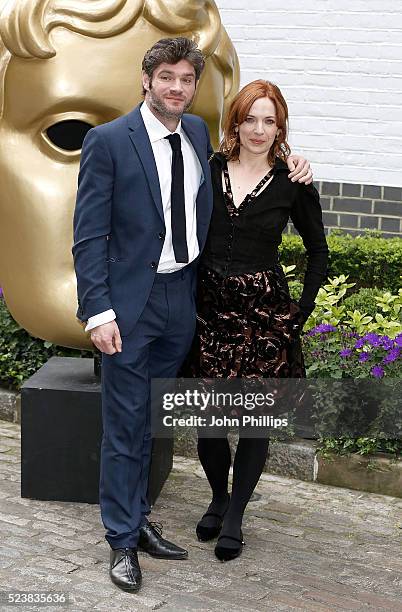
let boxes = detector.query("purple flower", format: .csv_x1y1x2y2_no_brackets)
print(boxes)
362,332,381,347
341,330,358,338
354,338,365,349
380,336,394,350
383,348,400,364
339,348,352,358
309,324,337,335
359,352,371,362
395,333,402,348
371,365,385,378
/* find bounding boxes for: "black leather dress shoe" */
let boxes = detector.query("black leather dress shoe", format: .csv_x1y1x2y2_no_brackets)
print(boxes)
138,521,188,560
109,547,142,592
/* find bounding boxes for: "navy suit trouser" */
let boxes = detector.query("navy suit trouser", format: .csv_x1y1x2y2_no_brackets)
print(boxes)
99,266,196,549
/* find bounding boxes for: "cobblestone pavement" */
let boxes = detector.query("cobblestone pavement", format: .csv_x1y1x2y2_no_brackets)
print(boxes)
0,420,401,612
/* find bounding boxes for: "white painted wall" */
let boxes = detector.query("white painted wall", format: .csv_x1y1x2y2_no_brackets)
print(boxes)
216,0,402,187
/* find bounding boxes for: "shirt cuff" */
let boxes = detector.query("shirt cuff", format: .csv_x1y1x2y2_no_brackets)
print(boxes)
85,309,116,332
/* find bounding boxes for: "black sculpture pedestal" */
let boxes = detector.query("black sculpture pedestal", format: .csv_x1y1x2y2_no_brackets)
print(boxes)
21,356,173,505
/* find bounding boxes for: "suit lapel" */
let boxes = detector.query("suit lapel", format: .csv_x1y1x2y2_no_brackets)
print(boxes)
181,117,209,192
181,116,213,245
127,104,164,222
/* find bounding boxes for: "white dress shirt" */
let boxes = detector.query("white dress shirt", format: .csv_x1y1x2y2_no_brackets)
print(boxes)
85,101,203,332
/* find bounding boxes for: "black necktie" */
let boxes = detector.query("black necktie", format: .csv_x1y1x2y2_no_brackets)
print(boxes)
164,133,188,263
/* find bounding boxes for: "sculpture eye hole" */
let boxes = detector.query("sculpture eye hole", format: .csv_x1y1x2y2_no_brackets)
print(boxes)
46,120,93,151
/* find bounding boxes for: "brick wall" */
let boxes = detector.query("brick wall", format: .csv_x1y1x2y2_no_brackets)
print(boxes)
215,0,402,234
317,182,402,236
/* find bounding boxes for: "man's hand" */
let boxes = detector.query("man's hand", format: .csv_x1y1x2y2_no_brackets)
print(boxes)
90,320,122,355
287,155,313,185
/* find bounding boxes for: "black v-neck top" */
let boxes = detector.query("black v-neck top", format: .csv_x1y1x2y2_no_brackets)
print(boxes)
200,153,329,319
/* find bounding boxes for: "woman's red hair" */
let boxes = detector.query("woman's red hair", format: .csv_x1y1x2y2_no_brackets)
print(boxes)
220,80,291,166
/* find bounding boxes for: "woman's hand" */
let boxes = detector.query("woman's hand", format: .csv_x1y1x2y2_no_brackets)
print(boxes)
287,155,313,184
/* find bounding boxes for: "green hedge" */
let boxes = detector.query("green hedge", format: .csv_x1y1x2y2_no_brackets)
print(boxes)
342,287,385,319
0,298,92,391
279,231,402,293
1,229,401,390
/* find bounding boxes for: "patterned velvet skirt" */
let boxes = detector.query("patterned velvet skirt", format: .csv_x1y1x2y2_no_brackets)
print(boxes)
190,265,306,379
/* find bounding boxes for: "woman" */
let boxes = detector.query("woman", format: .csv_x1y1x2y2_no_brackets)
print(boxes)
193,80,329,561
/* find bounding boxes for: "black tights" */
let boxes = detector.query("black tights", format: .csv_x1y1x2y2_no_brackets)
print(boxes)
197,433,270,542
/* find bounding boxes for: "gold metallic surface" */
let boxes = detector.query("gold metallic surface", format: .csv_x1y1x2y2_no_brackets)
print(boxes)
0,0,239,349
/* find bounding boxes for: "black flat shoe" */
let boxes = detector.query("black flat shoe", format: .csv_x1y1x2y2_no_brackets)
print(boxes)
196,495,230,542
214,532,245,562
138,521,188,560
109,547,142,592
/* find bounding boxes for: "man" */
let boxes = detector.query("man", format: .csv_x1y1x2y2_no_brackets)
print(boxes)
72,37,312,593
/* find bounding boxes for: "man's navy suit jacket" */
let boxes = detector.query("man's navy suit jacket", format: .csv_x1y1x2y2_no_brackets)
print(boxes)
72,103,214,337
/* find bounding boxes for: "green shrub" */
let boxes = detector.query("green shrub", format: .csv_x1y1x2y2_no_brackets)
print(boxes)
342,288,384,319
0,298,92,391
280,230,402,293
304,275,402,337
318,437,402,458
288,280,303,301
287,279,391,324
300,275,402,460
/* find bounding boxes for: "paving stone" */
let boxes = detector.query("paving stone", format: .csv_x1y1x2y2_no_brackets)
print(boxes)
5,564,73,587
1,536,52,555
60,552,103,567
0,545,23,559
0,419,401,610
0,512,30,527
0,427,20,438
0,559,14,569
71,579,123,597
301,589,367,610
32,510,95,529
0,524,41,539
197,588,270,610
22,556,80,574
1,606,63,612
37,534,84,551
0,443,16,453
30,521,77,537
0,454,19,463
156,593,221,611
93,600,160,612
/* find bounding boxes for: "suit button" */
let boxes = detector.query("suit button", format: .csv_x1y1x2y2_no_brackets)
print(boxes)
158,232,165,240
151,261,157,269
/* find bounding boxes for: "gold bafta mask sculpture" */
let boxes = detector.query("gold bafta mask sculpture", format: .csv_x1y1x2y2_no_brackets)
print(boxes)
0,0,239,349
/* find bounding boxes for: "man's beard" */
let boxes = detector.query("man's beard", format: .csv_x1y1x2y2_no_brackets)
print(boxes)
148,86,194,120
